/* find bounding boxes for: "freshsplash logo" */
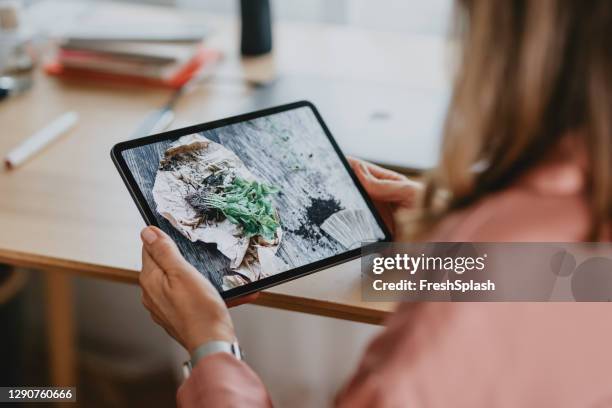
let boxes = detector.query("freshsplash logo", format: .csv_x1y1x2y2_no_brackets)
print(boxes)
361,243,501,300
368,251,495,295
362,243,612,302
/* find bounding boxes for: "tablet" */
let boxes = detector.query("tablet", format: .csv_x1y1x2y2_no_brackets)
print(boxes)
111,101,391,299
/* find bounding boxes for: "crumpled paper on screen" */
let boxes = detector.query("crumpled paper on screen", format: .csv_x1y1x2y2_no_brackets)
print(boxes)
152,134,284,289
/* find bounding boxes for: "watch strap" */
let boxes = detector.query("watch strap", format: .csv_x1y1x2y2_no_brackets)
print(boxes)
190,340,243,368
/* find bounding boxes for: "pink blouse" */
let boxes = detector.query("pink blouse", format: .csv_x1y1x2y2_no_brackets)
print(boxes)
178,145,612,407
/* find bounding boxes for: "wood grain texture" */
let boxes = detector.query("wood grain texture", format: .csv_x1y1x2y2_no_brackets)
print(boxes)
0,6,450,322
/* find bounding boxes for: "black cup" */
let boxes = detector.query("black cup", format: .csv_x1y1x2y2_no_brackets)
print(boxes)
240,0,273,56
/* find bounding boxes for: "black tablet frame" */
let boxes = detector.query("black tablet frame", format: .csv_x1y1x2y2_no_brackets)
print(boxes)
111,100,392,300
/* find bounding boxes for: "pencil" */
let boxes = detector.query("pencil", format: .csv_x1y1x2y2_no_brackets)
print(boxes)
4,111,79,170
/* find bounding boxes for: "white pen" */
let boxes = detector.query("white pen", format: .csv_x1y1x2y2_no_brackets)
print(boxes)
4,111,79,170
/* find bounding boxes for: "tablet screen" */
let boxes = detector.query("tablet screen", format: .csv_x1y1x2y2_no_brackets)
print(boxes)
117,103,387,294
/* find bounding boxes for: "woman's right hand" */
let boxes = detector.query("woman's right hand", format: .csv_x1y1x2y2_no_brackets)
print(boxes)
139,226,242,354
348,157,422,236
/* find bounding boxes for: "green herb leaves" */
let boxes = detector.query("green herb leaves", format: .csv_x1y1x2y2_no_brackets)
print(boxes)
196,176,280,241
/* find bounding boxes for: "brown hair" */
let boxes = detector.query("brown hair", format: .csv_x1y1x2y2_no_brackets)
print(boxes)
415,0,611,239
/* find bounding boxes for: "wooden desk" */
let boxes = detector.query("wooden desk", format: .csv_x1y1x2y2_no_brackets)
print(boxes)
0,3,446,386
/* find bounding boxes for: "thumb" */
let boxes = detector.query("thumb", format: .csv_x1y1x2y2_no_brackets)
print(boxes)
141,226,192,275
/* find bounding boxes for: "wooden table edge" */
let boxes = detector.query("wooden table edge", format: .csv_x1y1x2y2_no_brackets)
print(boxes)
0,248,392,325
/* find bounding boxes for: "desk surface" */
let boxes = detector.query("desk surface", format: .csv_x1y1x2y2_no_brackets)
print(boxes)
0,4,448,324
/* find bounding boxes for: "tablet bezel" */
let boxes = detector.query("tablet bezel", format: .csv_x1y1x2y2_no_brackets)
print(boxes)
111,100,392,300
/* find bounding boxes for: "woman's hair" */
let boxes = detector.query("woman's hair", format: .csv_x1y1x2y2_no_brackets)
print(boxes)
416,0,611,238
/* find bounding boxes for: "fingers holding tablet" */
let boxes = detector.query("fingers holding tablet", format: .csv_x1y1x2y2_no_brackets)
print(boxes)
141,226,195,277
349,156,421,207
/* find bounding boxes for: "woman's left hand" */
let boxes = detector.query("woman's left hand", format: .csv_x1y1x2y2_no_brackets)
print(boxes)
348,157,422,236
139,226,255,353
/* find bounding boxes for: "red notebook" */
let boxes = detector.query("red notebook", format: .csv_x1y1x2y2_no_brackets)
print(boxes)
45,47,221,89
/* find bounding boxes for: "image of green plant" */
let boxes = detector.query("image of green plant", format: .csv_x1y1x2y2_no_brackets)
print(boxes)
195,177,280,240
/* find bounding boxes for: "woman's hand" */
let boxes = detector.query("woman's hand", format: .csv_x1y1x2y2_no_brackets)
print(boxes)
139,226,255,353
348,157,422,236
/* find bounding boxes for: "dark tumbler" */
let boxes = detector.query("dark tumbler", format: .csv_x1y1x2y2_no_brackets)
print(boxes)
240,0,273,56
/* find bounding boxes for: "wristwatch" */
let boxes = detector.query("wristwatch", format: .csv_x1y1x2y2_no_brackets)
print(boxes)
182,340,243,379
